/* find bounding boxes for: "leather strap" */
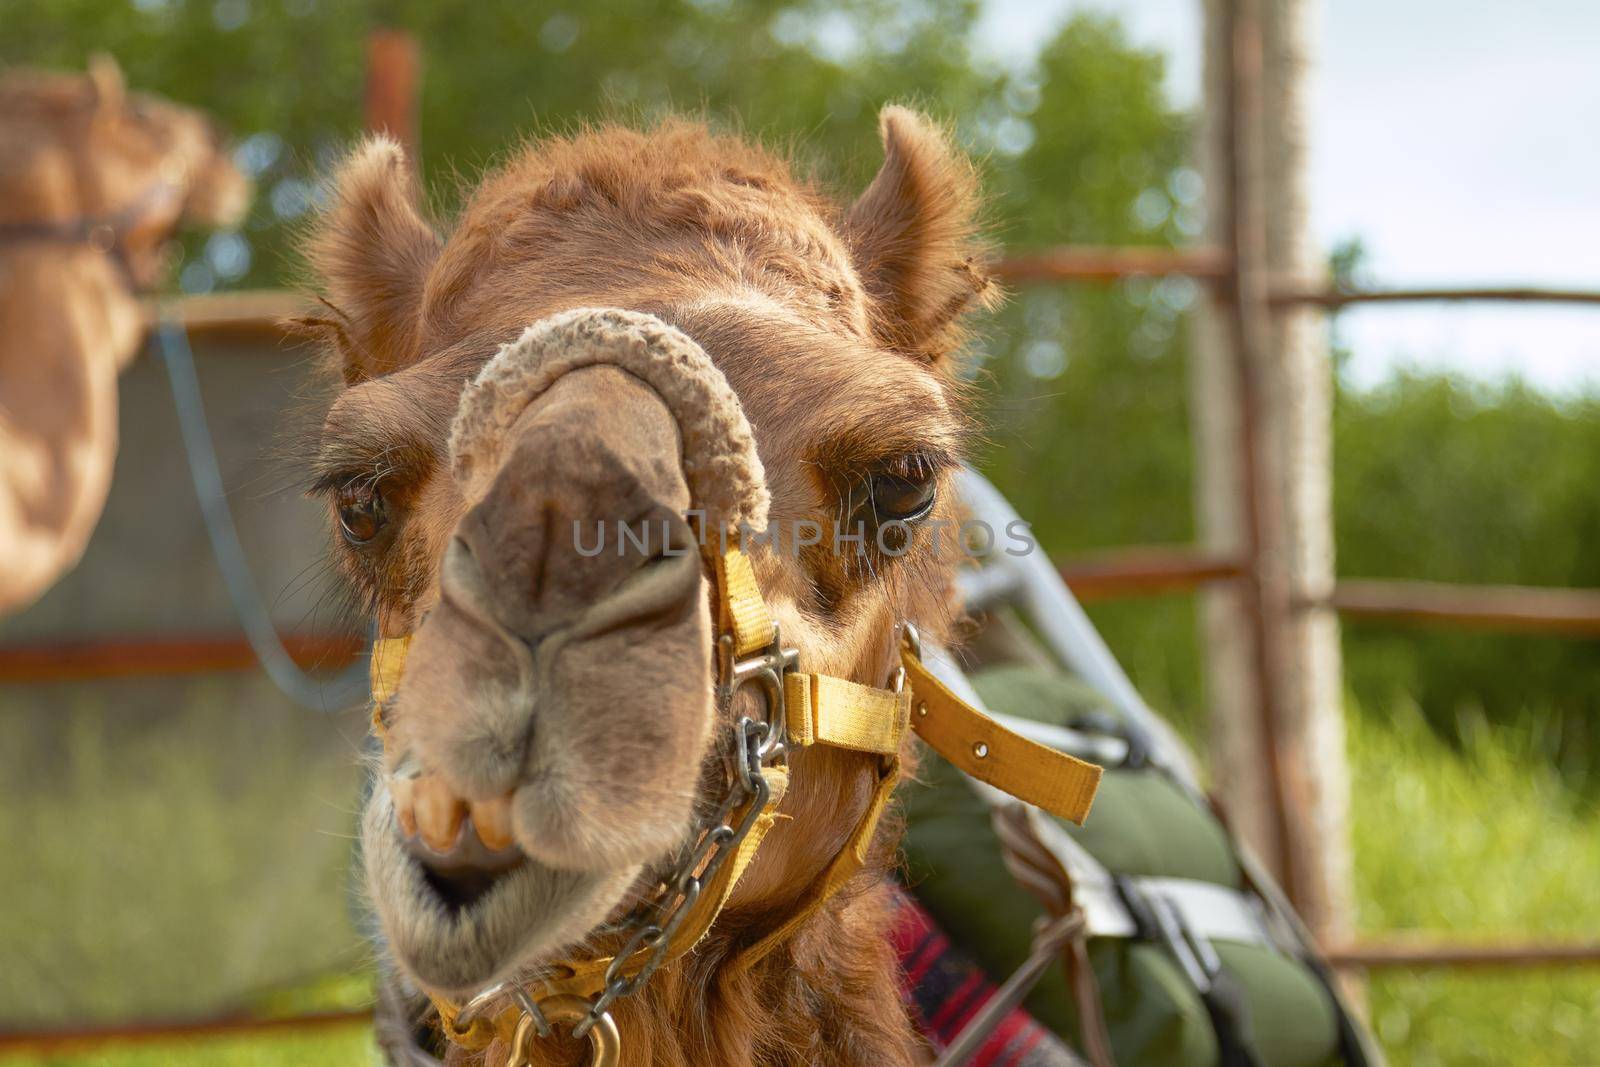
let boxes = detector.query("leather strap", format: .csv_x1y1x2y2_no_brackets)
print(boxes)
784,671,909,753
993,803,1116,1067
903,648,1101,826
716,544,776,656
369,634,411,737
724,755,901,978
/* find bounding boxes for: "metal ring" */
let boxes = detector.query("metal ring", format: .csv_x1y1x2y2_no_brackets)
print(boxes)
508,1012,539,1067
526,995,621,1067
87,223,117,253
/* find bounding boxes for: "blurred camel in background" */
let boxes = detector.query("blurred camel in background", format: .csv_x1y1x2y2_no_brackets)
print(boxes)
0,55,248,613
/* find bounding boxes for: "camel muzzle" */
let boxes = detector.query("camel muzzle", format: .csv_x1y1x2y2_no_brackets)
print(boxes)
361,307,779,1007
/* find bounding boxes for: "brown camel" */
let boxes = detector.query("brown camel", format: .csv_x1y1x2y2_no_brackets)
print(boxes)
300,111,1095,1067
0,56,248,613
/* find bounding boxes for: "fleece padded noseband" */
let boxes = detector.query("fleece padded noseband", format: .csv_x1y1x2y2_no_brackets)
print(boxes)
449,306,769,536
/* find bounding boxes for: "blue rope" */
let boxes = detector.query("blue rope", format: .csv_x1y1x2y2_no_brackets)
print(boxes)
153,311,367,711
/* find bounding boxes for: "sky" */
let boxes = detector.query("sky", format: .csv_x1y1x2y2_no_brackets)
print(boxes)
975,0,1600,394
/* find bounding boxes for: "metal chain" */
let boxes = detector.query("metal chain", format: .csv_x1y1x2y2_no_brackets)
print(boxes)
576,713,772,1034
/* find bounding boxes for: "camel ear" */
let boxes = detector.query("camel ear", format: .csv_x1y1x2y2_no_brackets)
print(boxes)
303,137,440,384
846,106,995,364
87,53,124,116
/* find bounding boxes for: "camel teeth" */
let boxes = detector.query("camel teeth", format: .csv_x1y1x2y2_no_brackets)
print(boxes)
414,775,466,852
469,794,515,852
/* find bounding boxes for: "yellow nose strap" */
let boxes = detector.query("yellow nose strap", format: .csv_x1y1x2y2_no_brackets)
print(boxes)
783,671,911,753
715,542,777,657
716,545,1101,824
368,633,412,737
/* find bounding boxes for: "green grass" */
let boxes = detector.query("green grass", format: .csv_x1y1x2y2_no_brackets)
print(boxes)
3,690,1597,1065
0,972,376,1067
1349,702,1600,1066
0,677,371,1026
1,1029,375,1067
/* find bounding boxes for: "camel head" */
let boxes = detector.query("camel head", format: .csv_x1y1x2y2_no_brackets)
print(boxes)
302,111,994,1014
0,55,249,286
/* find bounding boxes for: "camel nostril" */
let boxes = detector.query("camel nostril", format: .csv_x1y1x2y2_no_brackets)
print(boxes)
438,537,493,622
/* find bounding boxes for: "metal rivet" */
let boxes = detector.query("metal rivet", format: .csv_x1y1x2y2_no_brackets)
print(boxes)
916,701,928,718
972,741,989,759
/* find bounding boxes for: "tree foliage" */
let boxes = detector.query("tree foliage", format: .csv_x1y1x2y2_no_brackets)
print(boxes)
3,0,997,289
1336,375,1600,783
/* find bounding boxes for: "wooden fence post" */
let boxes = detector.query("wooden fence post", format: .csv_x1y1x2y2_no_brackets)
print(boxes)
364,28,421,166
1193,0,1352,945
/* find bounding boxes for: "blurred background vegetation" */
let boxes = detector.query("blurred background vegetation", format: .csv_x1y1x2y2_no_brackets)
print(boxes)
3,1,1596,1064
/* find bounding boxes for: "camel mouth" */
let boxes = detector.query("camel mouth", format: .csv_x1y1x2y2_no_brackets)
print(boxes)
394,797,530,913
362,783,641,997
402,830,535,923
421,860,527,913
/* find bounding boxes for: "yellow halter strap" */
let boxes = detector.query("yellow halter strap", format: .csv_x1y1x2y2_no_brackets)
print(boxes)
367,542,1102,1056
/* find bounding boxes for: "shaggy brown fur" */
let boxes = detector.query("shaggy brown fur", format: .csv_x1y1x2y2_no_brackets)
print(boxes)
302,108,996,1066
0,57,248,612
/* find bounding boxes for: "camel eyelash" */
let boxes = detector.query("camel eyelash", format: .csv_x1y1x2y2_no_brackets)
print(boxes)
872,450,943,480
307,439,433,500
307,467,378,498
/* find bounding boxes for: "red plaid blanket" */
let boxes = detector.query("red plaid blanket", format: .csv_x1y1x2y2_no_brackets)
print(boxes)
890,886,1084,1067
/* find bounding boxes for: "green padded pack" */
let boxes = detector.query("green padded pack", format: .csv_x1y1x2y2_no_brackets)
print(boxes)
902,664,1346,1067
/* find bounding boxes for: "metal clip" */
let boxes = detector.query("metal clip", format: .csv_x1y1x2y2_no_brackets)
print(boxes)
717,623,799,763
1149,894,1223,994
454,980,551,1040
901,619,923,661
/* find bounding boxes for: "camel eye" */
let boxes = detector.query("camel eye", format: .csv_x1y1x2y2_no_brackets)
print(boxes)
869,468,936,524
336,483,386,545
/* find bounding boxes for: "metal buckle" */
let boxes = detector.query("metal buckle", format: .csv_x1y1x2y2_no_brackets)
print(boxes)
1149,893,1224,994
717,623,798,763
885,619,921,695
